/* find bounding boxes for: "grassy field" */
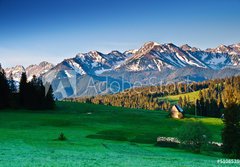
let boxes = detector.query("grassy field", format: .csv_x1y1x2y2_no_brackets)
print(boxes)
0,102,228,166
158,90,200,105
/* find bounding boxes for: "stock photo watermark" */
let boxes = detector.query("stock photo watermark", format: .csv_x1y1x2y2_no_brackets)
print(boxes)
41,69,221,99
217,159,240,164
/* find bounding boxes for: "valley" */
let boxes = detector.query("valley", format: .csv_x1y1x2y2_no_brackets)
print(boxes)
0,102,223,166
1,0,240,166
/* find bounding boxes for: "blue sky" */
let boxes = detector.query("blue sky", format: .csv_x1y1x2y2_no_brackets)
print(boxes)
0,0,240,67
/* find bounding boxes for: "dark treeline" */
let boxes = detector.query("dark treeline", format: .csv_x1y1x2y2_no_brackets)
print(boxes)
66,77,228,112
179,76,240,117
0,65,55,110
67,76,240,118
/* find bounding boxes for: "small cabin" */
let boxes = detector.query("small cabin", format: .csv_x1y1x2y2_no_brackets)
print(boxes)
171,104,184,119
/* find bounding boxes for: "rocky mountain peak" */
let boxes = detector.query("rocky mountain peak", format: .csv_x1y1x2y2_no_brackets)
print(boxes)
181,44,192,51
124,49,138,57
4,65,25,81
39,61,53,67
136,41,160,54
181,44,200,52
109,50,122,56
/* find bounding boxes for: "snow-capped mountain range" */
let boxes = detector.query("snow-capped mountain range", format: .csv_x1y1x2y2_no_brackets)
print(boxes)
116,42,240,71
4,61,54,81
3,42,240,99
52,50,129,76
46,41,240,78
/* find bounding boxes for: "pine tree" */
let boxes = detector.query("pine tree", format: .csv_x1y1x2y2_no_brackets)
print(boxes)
222,85,240,158
199,90,205,116
0,65,11,109
38,78,46,109
196,99,201,116
183,96,187,107
205,99,210,116
19,72,28,107
28,75,40,109
187,95,190,105
217,95,224,111
178,96,183,107
209,98,219,117
45,84,55,109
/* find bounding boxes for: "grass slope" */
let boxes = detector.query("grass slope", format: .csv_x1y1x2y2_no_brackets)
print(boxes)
0,102,225,166
158,90,200,105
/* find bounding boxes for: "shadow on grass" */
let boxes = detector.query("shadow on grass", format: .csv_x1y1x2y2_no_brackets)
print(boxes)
130,133,160,144
86,130,163,144
40,119,72,127
86,130,128,141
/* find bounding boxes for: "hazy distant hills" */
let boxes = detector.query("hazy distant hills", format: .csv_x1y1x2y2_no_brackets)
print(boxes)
3,42,240,99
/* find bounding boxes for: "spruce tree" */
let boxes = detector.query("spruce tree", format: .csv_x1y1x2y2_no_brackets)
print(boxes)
196,99,201,116
187,95,190,105
0,65,11,109
29,75,39,109
199,91,205,116
38,78,46,109
19,72,28,108
178,96,183,107
45,84,55,109
205,99,210,116
183,96,187,108
218,95,224,112
222,85,240,158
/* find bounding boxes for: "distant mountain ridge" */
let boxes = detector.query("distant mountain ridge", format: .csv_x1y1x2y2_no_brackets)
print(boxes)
116,42,240,72
4,61,54,81
47,42,240,78
3,42,240,99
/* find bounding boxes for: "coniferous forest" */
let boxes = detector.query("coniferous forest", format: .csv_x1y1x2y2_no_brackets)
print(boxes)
68,76,240,118
0,65,55,110
68,79,209,110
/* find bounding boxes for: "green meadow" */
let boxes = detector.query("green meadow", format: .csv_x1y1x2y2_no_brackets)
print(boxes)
158,90,200,105
0,102,228,167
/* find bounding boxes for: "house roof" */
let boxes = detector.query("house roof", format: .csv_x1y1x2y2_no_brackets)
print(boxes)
174,104,184,113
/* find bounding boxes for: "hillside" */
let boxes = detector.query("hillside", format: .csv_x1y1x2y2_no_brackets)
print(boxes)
71,75,240,118
0,102,224,166
158,90,200,105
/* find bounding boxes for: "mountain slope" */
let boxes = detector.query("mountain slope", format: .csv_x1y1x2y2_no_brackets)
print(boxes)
116,42,240,72
47,50,129,79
